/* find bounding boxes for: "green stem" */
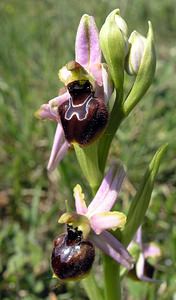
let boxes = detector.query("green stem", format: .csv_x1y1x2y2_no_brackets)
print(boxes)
82,272,104,300
75,95,125,300
74,142,102,193
75,144,104,299
98,105,125,173
103,255,121,300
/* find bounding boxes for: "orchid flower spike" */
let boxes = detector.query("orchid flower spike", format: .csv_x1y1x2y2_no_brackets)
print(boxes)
128,226,161,282
58,164,133,270
35,14,113,172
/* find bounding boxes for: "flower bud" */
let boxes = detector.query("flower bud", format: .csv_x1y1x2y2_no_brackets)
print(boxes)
123,22,156,115
125,31,146,75
99,9,128,97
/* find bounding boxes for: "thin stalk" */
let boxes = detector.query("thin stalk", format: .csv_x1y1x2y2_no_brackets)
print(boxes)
82,272,104,300
103,255,121,300
79,157,104,300
74,142,102,193
98,99,125,174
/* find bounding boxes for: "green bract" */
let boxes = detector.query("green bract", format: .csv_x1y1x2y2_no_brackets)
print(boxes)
122,144,168,247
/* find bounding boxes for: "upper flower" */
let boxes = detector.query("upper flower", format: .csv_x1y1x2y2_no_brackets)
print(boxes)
59,164,133,270
35,14,113,172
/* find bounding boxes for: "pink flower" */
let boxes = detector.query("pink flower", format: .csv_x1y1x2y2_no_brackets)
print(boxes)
59,164,133,270
35,15,113,171
128,226,161,282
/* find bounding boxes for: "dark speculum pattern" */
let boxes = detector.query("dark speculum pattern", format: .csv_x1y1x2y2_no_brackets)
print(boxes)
51,225,95,280
58,80,108,145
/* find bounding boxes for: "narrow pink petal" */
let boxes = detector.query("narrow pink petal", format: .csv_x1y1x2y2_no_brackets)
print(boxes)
90,211,126,235
96,166,125,213
74,185,88,215
99,165,125,212
47,123,69,171
35,103,58,121
35,92,68,121
88,63,103,86
91,231,133,270
101,231,133,266
75,15,101,67
48,92,69,108
135,226,142,246
87,165,115,214
47,140,69,172
47,123,64,170
88,165,126,215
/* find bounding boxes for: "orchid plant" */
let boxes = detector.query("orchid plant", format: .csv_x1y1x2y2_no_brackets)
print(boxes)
36,8,167,300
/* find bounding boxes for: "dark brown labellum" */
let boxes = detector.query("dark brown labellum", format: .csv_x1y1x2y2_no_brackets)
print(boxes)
51,225,95,281
128,261,155,281
58,80,108,145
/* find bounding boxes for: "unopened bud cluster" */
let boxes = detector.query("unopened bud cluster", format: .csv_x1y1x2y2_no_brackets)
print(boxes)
100,9,156,105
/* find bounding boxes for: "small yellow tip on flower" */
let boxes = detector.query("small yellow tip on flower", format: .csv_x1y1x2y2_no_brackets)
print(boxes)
73,184,85,203
73,183,83,195
111,211,127,231
73,184,88,215
90,211,127,235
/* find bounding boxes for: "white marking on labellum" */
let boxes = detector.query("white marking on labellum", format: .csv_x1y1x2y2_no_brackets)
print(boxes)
65,94,94,121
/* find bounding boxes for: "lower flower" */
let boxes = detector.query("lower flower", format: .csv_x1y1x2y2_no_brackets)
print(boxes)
51,164,134,280
51,225,95,281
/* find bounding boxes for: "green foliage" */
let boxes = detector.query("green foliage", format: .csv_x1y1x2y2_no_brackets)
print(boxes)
0,0,176,299
123,144,167,246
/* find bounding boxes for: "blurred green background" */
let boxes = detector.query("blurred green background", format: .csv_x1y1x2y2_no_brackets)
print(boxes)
0,0,176,299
